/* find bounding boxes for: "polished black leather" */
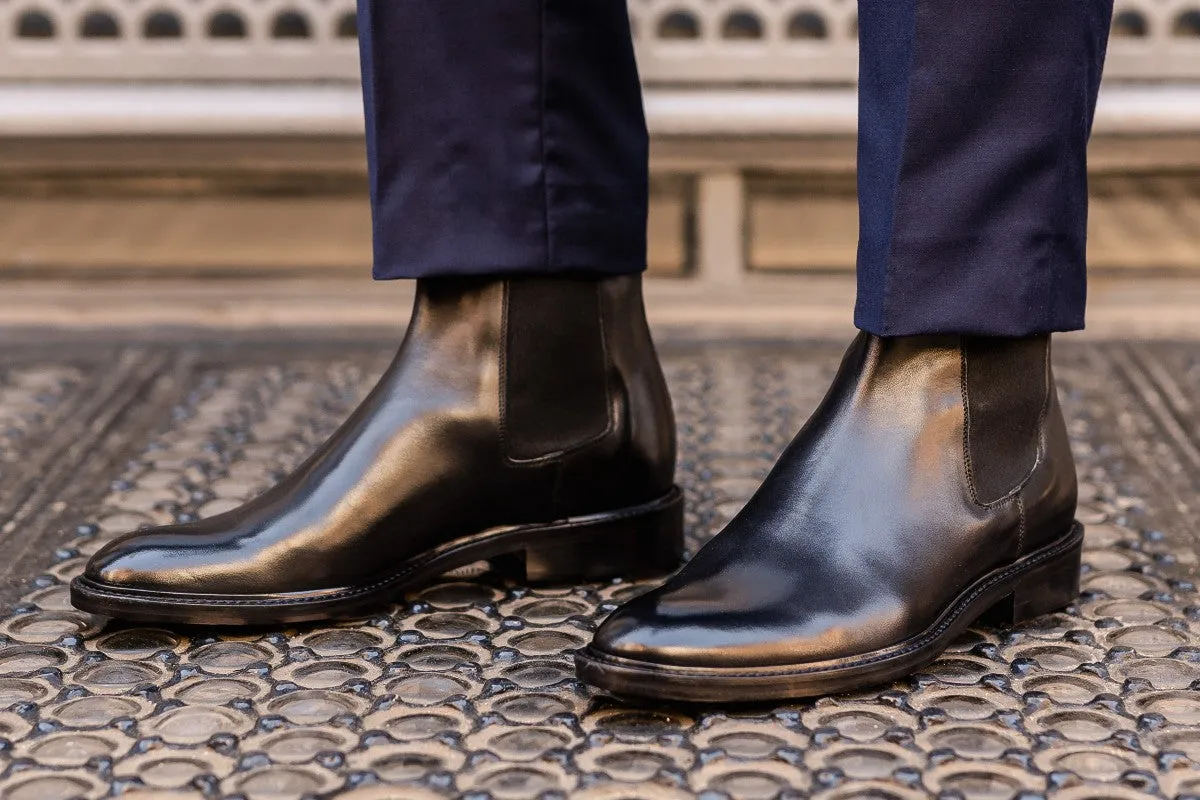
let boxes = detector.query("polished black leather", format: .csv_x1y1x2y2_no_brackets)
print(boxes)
590,332,1076,670
80,274,675,598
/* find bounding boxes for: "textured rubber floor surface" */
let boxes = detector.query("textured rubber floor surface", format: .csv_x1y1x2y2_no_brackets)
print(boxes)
0,337,1198,798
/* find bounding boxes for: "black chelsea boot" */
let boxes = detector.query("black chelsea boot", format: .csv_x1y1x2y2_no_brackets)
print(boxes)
72,275,682,625
578,331,1080,702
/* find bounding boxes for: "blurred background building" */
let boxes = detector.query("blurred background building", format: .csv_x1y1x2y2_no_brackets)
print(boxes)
1,0,1198,292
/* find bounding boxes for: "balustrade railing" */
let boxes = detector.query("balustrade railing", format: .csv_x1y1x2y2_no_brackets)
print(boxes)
1,0,1198,83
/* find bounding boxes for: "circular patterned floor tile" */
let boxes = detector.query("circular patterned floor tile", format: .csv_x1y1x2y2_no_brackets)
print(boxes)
0,677,51,705
1162,770,1200,800
222,765,341,799
413,581,505,609
507,596,593,624
1,771,107,800
915,656,996,686
1083,550,1137,572
393,642,489,672
72,658,165,693
1004,613,1080,640
1102,624,1191,656
1014,644,1100,672
45,559,90,583
1015,673,1111,704
816,780,928,800
1052,786,1166,800
3,342,1200,799
1081,571,1165,599
584,709,695,743
1150,728,1200,760
91,627,182,659
1127,689,1200,724
1086,598,1173,624
113,750,237,787
572,785,695,800
23,585,74,613
461,762,575,799
353,740,467,780
1080,524,1129,549
693,759,810,798
142,704,255,744
18,730,131,766
0,644,73,676
923,762,1040,799
335,786,447,800
916,723,1028,759
383,672,474,706
1027,708,1135,743
1032,745,1151,781
576,743,695,781
1110,657,1199,689
48,694,151,727
186,640,276,673
263,689,368,724
493,627,588,656
692,718,808,756
803,705,910,743
362,706,470,742
479,691,585,724
465,723,580,761
907,687,1020,720
300,628,386,656
808,742,921,780
164,674,271,704
274,658,382,689
410,610,497,639
490,658,576,689
247,727,359,764
0,710,33,741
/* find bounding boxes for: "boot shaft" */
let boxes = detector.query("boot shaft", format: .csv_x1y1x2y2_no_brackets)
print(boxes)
411,274,677,513
962,333,1055,504
858,332,1078,549
957,335,1077,555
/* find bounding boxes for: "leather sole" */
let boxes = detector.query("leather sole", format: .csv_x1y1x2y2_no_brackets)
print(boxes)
575,521,1084,703
70,486,684,626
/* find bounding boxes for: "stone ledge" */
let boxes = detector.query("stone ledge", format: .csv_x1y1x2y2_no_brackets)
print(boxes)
3,84,1200,137
0,274,1196,340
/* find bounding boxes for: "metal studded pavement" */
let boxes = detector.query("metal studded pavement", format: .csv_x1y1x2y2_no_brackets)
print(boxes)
0,336,1198,800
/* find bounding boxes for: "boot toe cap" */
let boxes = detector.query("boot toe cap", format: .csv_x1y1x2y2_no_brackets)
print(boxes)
84,530,237,594
590,592,740,668
590,585,902,670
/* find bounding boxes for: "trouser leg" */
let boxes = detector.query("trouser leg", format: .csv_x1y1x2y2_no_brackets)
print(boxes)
854,0,1114,336
357,0,648,279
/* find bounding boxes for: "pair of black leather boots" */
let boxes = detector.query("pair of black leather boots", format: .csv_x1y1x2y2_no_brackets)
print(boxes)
71,275,1082,703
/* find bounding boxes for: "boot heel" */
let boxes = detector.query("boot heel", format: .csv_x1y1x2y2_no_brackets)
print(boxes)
981,524,1083,626
505,487,684,583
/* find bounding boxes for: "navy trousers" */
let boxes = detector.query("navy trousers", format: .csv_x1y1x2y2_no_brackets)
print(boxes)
357,1,1113,337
